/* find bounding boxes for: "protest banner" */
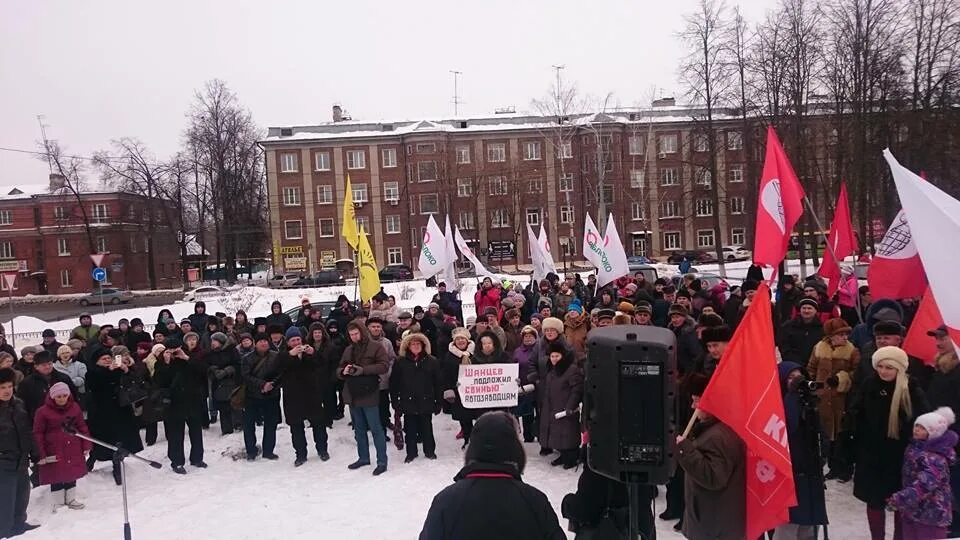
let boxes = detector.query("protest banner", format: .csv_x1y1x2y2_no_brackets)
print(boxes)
457,363,520,409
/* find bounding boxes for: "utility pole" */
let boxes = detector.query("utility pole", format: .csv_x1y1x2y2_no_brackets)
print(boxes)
552,65,574,271
450,70,462,117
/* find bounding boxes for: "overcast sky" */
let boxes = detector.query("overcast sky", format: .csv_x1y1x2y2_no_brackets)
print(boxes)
0,0,772,185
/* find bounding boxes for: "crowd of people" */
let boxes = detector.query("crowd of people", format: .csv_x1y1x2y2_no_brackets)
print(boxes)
0,267,957,539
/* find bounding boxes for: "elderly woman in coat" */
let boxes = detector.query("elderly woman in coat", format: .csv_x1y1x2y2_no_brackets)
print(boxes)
280,326,332,466
807,317,859,481
84,348,144,486
535,341,583,469
441,327,476,446
32,382,90,510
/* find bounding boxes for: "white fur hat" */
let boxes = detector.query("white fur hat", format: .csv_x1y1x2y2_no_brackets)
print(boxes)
915,407,956,440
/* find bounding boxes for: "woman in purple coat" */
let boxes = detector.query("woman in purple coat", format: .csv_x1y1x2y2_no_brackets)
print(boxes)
32,382,91,510
512,326,539,443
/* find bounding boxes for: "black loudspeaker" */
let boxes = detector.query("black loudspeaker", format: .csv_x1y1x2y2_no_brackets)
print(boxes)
584,325,677,485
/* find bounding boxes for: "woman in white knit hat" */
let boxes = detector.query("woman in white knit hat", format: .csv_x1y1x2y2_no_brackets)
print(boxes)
849,345,931,540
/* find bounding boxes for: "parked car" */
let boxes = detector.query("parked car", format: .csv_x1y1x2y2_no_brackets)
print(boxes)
666,250,718,264
79,288,134,306
291,270,345,288
627,263,659,284
378,264,414,282
697,273,730,291
183,286,227,303
627,255,653,265
267,273,303,288
721,245,751,261
283,299,358,321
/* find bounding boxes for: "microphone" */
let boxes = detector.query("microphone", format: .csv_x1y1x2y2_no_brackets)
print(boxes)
62,419,78,435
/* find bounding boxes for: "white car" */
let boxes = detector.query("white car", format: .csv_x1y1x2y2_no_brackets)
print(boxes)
722,245,751,261
183,286,227,303
267,273,303,288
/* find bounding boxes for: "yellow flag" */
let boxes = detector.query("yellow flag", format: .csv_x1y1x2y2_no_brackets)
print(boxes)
342,175,360,251
357,224,380,302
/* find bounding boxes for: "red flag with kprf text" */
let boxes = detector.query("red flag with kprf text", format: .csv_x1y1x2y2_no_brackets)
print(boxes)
697,283,797,539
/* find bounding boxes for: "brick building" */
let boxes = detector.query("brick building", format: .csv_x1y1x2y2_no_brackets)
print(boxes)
0,176,182,296
260,100,757,274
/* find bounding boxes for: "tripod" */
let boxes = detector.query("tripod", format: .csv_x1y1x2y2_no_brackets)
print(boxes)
63,424,162,540
797,387,830,540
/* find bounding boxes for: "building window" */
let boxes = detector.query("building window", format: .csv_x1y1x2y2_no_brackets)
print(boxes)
419,193,439,215
527,178,543,193
96,236,107,253
696,169,712,189
54,206,67,220
694,134,709,152
486,143,506,163
411,228,418,248
385,215,401,234
660,168,678,186
490,208,510,228
346,150,366,170
560,206,574,224
282,187,301,206
632,237,647,257
318,218,334,237
459,212,475,230
696,199,714,217
729,166,744,183
314,152,331,171
352,183,368,203
387,247,403,265
381,148,397,168
601,186,614,205
416,143,436,154
727,131,743,150
383,181,399,203
417,161,438,182
280,153,298,173
526,208,541,227
559,173,574,192
660,200,679,219
0,241,12,259
488,176,507,196
457,178,473,197
663,231,681,250
456,145,471,164
356,216,369,233
697,229,716,248
284,220,303,240
130,235,138,253
559,141,573,159
316,185,333,204
92,204,109,223
57,238,69,256
630,169,645,189
730,196,745,215
731,227,746,245
631,203,645,221
628,135,645,156
60,269,72,288
524,142,541,160
0,210,10,226
659,134,678,154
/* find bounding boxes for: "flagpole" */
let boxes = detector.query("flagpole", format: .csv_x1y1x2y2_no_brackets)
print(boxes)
802,195,864,324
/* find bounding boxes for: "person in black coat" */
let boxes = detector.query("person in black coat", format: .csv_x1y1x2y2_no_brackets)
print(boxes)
205,333,241,435
40,329,63,357
124,318,151,352
187,302,212,339
775,275,802,328
264,300,293,331
327,295,355,333
391,332,443,462
84,348,145,485
242,333,284,461
0,368,39,538
280,326,331,466
324,319,348,420
419,411,566,540
15,351,77,421
778,299,824,369
152,337,208,474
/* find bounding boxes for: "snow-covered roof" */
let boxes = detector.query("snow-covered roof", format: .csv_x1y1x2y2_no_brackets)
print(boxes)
0,180,118,201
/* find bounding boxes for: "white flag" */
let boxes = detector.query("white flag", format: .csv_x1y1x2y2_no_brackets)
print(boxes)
454,226,497,280
583,213,629,287
538,224,559,275
527,223,551,282
442,214,459,288
418,215,448,279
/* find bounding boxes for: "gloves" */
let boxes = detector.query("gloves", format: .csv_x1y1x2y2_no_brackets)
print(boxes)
443,389,456,402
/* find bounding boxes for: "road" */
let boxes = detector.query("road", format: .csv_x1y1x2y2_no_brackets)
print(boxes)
0,292,184,324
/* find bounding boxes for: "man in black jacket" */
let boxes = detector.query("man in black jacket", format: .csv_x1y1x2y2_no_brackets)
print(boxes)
278,328,330,466
242,334,283,461
40,329,63,357
16,351,77,420
778,299,824,368
153,337,208,474
0,368,39,538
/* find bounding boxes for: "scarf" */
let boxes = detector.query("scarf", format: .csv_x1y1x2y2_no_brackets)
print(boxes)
447,341,476,365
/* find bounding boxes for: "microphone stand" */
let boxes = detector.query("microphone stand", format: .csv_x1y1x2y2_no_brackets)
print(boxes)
63,424,162,540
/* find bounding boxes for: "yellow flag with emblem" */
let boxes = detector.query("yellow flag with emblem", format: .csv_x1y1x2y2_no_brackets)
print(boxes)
357,224,380,302
342,175,360,251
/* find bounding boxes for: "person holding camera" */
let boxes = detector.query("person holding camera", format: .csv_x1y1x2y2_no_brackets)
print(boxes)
777,362,829,539
153,338,208,474
241,334,283,462
279,327,331,466
338,320,390,476
85,348,144,484
391,332,443,463
807,318,859,482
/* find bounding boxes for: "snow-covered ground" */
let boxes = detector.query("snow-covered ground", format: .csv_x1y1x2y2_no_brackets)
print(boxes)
21,412,872,540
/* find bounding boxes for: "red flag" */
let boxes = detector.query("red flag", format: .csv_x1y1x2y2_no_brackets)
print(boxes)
818,183,858,297
753,127,805,267
697,283,797,539
867,208,928,299
902,289,943,367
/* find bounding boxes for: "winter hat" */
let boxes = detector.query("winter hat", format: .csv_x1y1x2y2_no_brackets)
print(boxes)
451,327,471,341
254,334,271,344
567,299,584,314
253,317,267,327
676,289,691,300
56,345,73,358
873,307,903,324
927,324,949,338
697,313,725,328
428,302,440,311
597,309,616,322
150,344,166,358
465,316,476,326
680,372,710,398
482,307,498,318
42,329,56,338
520,325,538,338
668,303,689,318
130,318,144,328
465,411,526,474
20,346,38,358
183,331,200,343
33,351,53,365
823,318,852,337
413,306,425,315
504,308,521,320
874,320,905,337
49,382,71,399
542,317,564,334
211,332,229,347
872,346,913,439
915,407,956,440
617,302,635,315
398,311,413,320
163,337,183,350
284,327,302,342
635,302,653,315
110,345,130,358
529,314,542,323
701,325,732,344
742,279,760,293
797,298,819,311
538,298,553,309
238,332,253,344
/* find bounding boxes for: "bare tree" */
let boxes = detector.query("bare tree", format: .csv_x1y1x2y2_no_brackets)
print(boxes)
37,140,97,254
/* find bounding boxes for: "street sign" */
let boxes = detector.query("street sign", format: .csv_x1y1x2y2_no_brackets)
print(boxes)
92,267,107,282
90,253,107,267
1,273,16,290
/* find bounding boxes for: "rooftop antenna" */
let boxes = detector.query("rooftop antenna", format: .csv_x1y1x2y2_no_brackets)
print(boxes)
37,114,52,173
450,70,462,117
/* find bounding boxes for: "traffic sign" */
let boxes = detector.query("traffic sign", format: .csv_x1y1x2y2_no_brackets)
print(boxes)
92,267,107,282
90,253,107,267
1,273,15,290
